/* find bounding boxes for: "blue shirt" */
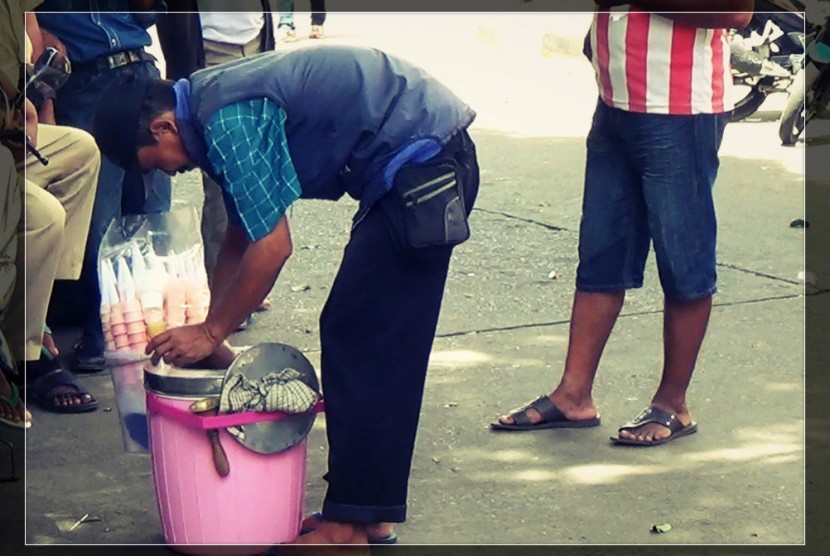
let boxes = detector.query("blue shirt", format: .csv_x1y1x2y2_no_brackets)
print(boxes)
37,1,155,64
203,98,302,243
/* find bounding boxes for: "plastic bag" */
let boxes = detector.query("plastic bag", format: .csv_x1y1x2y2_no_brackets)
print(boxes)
98,201,211,364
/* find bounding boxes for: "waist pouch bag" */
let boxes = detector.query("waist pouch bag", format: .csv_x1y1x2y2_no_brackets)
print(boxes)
392,159,470,248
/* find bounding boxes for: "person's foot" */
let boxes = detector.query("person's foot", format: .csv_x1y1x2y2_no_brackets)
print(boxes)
235,315,253,332
615,402,693,444
309,25,324,39
25,356,98,412
496,390,598,427
278,26,298,43
42,327,59,358
255,297,272,312
296,520,369,545
300,512,395,544
0,371,31,428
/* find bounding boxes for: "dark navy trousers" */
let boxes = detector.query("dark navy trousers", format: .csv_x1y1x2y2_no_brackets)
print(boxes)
320,130,479,523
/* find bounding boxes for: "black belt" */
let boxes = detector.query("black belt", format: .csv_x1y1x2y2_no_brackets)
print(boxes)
76,48,150,72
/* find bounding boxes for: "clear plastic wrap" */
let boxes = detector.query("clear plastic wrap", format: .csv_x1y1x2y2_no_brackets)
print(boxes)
98,202,211,364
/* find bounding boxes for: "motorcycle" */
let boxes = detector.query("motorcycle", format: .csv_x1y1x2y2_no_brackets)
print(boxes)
730,0,807,122
778,15,830,145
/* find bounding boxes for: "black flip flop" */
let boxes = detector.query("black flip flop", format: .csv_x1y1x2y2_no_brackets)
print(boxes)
27,367,99,414
611,406,697,446
490,395,601,431
300,512,398,544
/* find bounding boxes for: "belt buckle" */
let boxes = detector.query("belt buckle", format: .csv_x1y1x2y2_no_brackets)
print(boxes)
107,52,127,69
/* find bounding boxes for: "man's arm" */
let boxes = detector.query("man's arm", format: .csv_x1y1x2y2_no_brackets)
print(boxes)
205,216,293,342
146,217,293,366
599,1,753,28
25,13,43,61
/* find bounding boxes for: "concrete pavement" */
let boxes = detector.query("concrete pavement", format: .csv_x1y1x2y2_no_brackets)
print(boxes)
3,11,810,549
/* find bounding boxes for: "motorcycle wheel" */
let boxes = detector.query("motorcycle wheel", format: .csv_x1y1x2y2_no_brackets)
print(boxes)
779,68,806,145
729,83,769,122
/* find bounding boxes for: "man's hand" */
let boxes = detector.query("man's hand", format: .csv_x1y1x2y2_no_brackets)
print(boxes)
146,323,220,367
39,28,67,59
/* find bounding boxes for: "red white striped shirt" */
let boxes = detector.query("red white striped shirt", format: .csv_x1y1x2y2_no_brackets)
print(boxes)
590,8,733,115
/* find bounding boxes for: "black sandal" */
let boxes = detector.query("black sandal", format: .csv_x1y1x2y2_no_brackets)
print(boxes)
27,364,98,414
490,395,601,431
611,406,697,446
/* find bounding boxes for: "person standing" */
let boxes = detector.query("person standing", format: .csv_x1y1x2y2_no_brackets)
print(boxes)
276,0,326,41
35,0,171,373
93,45,478,543
493,1,753,446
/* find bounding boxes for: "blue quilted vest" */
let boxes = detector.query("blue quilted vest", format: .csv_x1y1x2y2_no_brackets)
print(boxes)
188,45,476,210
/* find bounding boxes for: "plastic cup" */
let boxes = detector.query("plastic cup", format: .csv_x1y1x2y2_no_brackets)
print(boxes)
114,334,130,349
124,310,143,324
123,299,142,313
112,323,128,336
110,305,124,323
105,339,117,351
126,320,146,334
166,309,186,328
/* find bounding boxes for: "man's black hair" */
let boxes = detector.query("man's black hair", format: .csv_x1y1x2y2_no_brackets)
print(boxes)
136,78,177,146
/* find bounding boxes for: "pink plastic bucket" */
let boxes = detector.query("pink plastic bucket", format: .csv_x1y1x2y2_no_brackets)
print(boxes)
146,392,323,551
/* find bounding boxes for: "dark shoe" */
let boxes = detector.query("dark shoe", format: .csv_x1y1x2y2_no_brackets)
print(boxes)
611,406,697,446
490,395,601,431
71,342,106,374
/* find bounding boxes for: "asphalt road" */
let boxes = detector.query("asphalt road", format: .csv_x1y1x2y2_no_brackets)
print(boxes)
2,12,814,549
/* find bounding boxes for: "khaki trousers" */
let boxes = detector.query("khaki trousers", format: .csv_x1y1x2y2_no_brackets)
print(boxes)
0,146,22,372
4,124,100,361
201,34,263,280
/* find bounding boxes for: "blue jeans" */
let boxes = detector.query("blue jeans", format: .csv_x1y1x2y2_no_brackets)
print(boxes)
52,58,171,353
576,99,727,301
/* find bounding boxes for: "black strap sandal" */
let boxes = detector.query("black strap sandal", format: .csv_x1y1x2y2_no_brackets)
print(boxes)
27,366,99,414
490,395,601,431
611,406,698,446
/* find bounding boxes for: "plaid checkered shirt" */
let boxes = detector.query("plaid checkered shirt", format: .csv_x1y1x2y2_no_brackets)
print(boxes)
204,98,302,242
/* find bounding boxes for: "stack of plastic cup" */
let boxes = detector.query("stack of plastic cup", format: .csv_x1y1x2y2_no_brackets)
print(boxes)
107,260,129,351
165,252,187,329
184,248,210,324
142,245,168,337
100,258,120,352
117,257,147,352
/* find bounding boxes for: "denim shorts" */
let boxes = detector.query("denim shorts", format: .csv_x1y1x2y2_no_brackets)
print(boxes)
576,100,728,301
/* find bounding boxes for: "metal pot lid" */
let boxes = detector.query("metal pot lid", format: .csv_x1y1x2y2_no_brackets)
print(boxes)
222,343,320,455
143,363,226,398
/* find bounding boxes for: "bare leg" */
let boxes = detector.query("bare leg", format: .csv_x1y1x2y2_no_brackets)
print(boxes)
498,289,624,425
617,295,711,442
